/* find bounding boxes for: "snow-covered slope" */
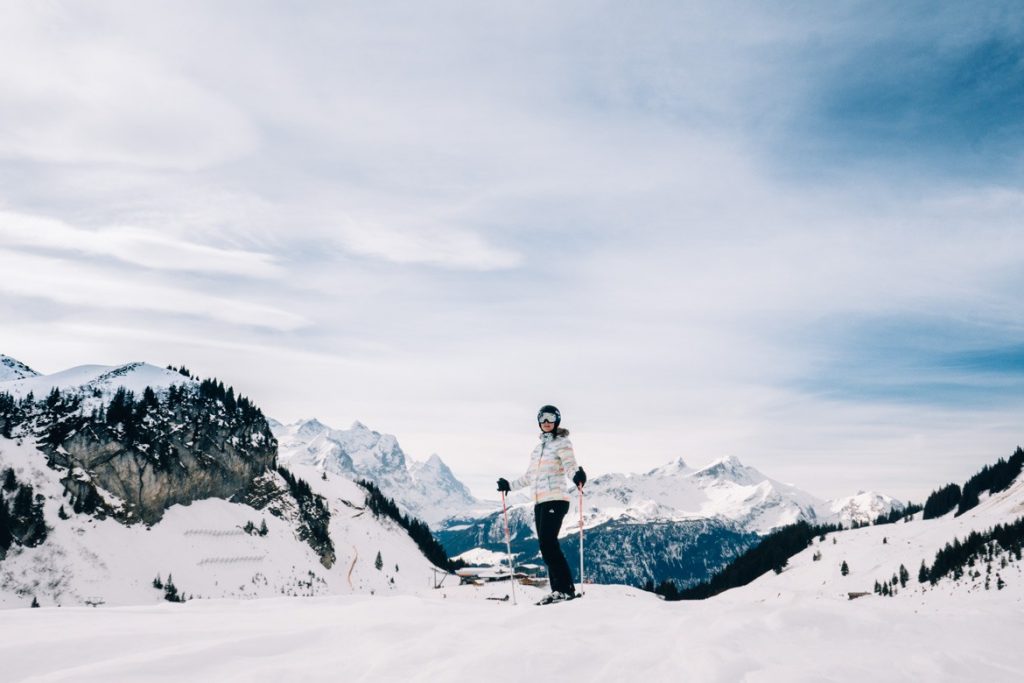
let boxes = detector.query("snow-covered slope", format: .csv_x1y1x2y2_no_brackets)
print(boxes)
733,470,1024,602
3,577,1023,682
0,355,39,382
273,418,481,526
0,436,439,609
0,358,193,401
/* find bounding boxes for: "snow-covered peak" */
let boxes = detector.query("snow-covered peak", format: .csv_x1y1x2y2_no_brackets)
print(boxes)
272,417,478,525
416,453,446,472
294,418,329,440
823,491,905,527
0,355,39,382
0,361,194,399
692,455,766,486
646,456,691,476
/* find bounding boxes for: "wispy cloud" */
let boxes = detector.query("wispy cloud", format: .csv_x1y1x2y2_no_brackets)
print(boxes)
0,211,283,278
0,249,305,330
336,215,521,270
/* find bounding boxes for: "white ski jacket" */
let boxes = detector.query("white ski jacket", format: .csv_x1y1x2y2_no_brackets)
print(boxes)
509,430,579,504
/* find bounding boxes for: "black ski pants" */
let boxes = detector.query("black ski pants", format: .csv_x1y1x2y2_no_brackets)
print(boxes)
534,500,575,595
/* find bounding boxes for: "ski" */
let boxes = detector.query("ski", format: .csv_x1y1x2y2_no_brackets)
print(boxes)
535,592,583,606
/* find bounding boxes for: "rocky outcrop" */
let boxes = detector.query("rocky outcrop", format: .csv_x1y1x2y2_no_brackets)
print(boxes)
34,380,276,525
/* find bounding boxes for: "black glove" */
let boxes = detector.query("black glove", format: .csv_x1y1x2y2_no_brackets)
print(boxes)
572,467,586,488
497,477,511,493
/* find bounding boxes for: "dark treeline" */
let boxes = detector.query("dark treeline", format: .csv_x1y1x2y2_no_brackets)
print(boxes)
923,447,1024,520
923,484,962,519
358,479,463,571
873,502,923,526
957,448,1024,516
276,466,334,557
0,467,48,556
653,520,843,601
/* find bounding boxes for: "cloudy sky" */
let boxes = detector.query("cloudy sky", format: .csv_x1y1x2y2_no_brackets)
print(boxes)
1,1,1022,502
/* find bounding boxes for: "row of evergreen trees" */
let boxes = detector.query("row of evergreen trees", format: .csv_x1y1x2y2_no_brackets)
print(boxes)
3,372,272,463
873,564,911,596
872,502,923,526
917,516,1024,586
923,447,1024,519
0,391,31,438
152,573,187,602
358,479,463,571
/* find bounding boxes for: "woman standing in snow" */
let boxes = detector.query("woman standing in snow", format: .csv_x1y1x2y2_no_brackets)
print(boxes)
497,405,586,604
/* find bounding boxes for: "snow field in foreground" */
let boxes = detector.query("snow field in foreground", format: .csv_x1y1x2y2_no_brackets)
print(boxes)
1,583,1022,683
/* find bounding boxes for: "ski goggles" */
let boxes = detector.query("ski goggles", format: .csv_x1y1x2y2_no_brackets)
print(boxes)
537,411,559,424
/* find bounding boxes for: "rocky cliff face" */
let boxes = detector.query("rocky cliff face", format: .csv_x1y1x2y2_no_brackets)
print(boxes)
2,372,277,525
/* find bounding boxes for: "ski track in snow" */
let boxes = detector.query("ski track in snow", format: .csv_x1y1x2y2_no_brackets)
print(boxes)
1,584,1022,682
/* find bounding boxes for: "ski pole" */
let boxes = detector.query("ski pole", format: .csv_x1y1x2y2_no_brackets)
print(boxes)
578,484,585,588
500,491,517,605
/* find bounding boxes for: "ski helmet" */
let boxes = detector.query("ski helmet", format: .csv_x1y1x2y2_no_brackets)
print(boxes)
537,404,561,430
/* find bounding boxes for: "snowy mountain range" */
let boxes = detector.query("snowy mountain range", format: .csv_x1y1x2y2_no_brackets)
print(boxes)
436,452,904,588
261,410,910,590
271,418,483,526
579,454,896,533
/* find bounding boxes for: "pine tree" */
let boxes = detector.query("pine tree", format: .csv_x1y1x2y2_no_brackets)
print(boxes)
164,574,180,602
259,519,268,536
899,564,909,588
153,574,163,589
0,492,11,551
375,551,383,571
840,561,849,576
31,596,39,608
918,560,929,584
2,468,16,492
13,485,33,518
